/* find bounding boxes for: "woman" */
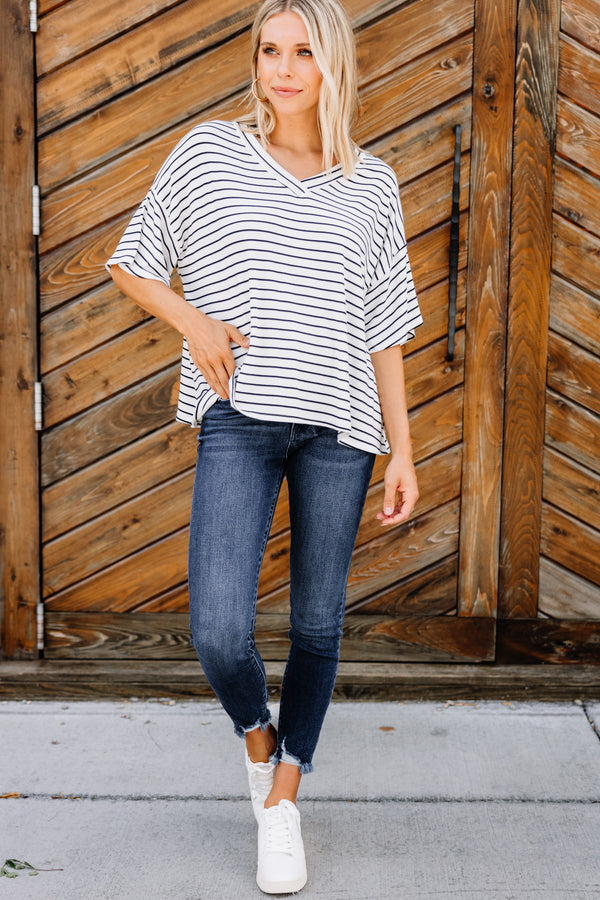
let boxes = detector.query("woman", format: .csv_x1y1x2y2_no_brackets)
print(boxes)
107,0,422,892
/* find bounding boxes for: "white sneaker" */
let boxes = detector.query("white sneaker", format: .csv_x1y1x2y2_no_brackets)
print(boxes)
256,799,307,894
245,747,276,822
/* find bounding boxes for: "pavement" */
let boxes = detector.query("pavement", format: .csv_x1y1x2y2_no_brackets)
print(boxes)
1,697,600,899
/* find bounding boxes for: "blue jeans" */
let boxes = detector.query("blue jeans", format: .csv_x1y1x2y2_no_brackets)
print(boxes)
188,400,375,773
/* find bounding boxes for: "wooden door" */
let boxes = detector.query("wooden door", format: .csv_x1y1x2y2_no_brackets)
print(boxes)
36,0,494,664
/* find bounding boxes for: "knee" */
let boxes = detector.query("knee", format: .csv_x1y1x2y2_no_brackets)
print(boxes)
189,618,249,673
288,623,342,659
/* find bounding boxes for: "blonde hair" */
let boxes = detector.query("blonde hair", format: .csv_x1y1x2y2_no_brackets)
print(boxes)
239,0,359,177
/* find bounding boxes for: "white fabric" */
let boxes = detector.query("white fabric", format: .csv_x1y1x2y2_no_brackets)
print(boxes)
106,120,422,454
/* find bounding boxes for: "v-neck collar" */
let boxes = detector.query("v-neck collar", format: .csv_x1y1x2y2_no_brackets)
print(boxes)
236,122,344,195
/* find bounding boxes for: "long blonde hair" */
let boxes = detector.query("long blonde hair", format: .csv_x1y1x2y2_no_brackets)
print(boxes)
239,0,359,177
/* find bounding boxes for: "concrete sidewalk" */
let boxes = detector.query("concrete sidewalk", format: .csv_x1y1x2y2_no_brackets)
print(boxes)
1,698,600,899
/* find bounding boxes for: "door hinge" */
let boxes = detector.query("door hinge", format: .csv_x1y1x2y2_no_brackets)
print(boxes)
36,602,45,651
29,1,38,32
32,184,40,235
34,381,43,431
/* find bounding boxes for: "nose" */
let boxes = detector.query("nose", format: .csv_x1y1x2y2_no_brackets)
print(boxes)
276,52,293,78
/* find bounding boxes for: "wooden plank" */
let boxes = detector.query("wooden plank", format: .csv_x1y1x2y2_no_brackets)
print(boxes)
37,0,209,76
42,317,182,428
41,364,179,486
45,527,189,613
539,558,600,618
366,95,473,186
37,0,470,136
43,470,195,595
556,96,600,180
545,390,600,475
0,1,39,659
458,0,517,616
42,610,495,662
540,503,600,586
345,555,458,616
558,32,600,118
552,215,600,302
402,331,465,411
42,422,195,541
543,447,600,531
549,275,600,357
561,0,600,53
407,271,467,355
498,0,560,618
409,217,468,296
402,153,470,240
553,158,600,239
496,618,600,664
40,282,151,374
547,331,600,415
5,658,600,700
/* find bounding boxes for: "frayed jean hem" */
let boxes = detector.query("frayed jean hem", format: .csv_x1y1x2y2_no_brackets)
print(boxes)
273,741,314,775
233,711,272,739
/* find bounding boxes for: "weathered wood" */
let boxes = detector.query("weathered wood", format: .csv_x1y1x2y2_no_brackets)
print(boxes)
556,96,600,180
402,153,470,240
41,364,179,486
42,610,495,662
43,470,195,596
552,225,600,310
547,331,600,416
458,0,517,616
558,32,600,117
553,159,600,241
539,558,600,619
545,390,600,475
402,331,465,411
40,282,151,374
42,317,182,428
5,658,600,700
498,0,560,618
540,503,600,586
345,555,457,616
367,95,473,186
408,272,467,355
549,275,600,358
0,1,39,659
562,0,600,52
42,422,196,542
496,618,600,664
543,448,600,531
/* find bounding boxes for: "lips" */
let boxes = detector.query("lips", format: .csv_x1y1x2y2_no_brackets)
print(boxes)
272,86,301,95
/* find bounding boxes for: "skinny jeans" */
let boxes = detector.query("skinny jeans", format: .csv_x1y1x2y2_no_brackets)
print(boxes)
188,399,375,773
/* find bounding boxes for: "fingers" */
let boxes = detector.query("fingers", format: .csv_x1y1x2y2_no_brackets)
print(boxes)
187,315,250,398
224,323,251,349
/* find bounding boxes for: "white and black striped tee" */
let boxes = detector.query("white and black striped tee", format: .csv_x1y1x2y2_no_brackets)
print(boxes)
106,120,422,454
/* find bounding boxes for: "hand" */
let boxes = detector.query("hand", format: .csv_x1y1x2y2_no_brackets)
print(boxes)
376,454,419,526
186,310,250,399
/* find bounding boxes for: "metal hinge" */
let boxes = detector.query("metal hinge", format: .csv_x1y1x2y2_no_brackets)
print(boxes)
34,381,43,431
36,603,45,650
29,0,38,32
32,184,40,235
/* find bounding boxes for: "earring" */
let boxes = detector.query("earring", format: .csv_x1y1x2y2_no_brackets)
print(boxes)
251,78,269,103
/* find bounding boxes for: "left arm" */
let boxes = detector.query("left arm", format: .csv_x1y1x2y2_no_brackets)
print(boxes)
371,344,419,526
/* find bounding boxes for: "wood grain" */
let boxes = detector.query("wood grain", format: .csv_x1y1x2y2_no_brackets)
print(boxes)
553,158,600,239
0,1,39,658
543,447,600,531
556,96,600,180
558,32,600,117
545,390,600,475
496,618,600,664
539,558,600,618
498,0,560,618
549,275,600,358
561,0,600,53
459,0,517,616
541,503,600,586
547,331,600,415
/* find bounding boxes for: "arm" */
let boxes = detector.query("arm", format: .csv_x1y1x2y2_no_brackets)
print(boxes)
371,344,419,525
110,264,249,399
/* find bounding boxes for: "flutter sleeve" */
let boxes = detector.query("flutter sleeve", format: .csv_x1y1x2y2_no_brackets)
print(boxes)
105,140,187,286
364,174,423,354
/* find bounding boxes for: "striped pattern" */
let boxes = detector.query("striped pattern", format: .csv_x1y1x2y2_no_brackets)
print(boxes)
106,120,422,454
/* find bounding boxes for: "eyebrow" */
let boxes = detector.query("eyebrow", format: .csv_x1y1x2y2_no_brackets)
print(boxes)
259,41,311,47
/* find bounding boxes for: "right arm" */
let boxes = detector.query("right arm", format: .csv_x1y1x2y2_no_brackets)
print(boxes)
110,264,249,399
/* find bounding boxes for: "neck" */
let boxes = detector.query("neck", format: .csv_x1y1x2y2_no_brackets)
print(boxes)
270,112,322,154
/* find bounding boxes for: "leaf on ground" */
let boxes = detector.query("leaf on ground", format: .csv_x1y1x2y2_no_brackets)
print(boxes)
0,792,21,798
379,726,395,732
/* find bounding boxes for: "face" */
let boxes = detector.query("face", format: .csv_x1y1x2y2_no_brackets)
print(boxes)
256,11,323,116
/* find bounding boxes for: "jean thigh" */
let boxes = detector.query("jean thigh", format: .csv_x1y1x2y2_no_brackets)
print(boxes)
188,403,286,642
286,430,375,638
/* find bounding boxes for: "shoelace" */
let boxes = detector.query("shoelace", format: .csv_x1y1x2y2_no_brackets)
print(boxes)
264,807,294,855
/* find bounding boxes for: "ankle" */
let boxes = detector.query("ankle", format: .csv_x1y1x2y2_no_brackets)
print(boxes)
246,722,277,764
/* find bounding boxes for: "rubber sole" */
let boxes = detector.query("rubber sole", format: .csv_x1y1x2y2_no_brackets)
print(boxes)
256,869,308,894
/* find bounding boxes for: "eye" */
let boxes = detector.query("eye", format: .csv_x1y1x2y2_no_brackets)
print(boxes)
298,48,312,56
261,46,277,55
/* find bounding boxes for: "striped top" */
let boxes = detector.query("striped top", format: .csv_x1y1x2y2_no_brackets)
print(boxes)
106,120,422,454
